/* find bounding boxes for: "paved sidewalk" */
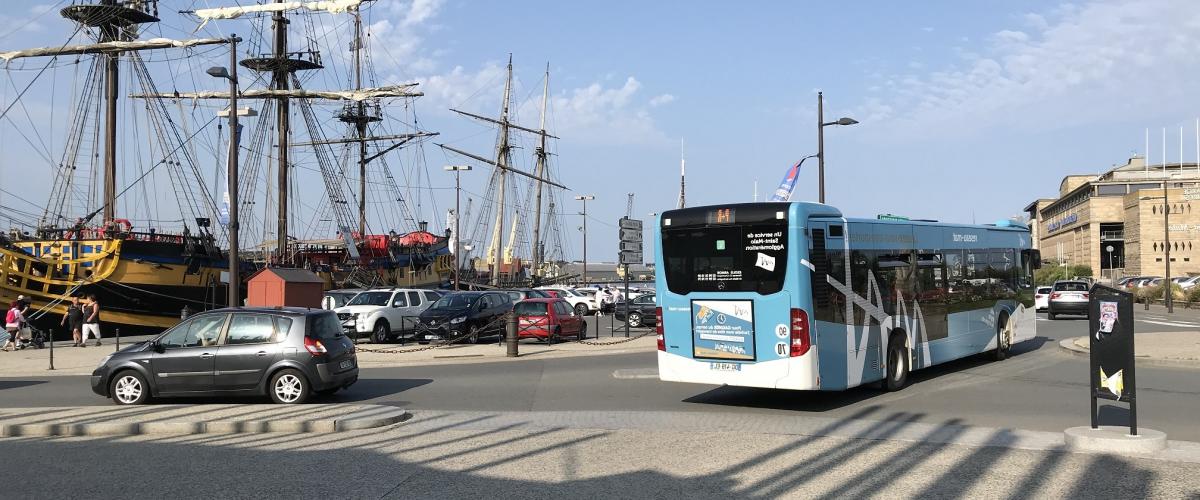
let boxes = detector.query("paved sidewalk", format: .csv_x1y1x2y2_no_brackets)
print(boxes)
0,404,408,436
1059,331,1200,366
0,334,657,377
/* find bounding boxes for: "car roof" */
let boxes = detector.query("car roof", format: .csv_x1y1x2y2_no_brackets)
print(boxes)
518,298,559,303
199,306,325,317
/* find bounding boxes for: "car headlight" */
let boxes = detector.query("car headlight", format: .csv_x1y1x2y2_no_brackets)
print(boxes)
97,354,113,369
450,316,466,324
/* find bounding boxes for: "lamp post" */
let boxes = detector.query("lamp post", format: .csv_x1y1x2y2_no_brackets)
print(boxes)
207,35,242,308
575,195,595,285
444,165,472,290
816,91,858,204
1163,180,1173,313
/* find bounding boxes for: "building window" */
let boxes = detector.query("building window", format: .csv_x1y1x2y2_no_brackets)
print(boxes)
1130,183,1159,193
1156,258,1163,262
1096,184,1127,196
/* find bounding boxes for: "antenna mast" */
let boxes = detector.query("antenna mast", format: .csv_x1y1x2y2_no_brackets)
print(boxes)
678,138,686,209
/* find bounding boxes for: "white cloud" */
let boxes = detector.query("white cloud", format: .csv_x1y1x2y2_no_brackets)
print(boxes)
649,93,676,107
854,0,1200,140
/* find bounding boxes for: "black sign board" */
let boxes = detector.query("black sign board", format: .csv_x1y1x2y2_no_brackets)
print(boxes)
1088,284,1138,434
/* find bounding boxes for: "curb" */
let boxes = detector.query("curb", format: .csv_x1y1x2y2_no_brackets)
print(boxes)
1057,336,1200,368
0,405,409,437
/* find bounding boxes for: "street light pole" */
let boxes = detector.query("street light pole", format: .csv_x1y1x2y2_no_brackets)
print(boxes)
575,195,595,285
816,91,858,204
444,165,471,290
208,36,242,308
1163,179,1173,313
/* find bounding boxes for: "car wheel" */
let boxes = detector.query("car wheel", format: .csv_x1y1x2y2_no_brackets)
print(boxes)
883,333,909,392
110,371,148,405
372,321,390,344
549,327,560,345
467,325,480,344
574,303,589,317
627,312,642,327
991,314,1012,361
1047,311,1057,320
269,369,309,404
578,320,587,339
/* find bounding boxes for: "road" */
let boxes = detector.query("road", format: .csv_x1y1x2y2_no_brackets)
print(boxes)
2,309,1198,440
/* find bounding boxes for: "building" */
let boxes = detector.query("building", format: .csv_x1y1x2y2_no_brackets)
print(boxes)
1026,156,1200,279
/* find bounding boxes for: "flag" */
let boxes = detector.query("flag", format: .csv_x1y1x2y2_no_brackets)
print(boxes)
768,160,804,202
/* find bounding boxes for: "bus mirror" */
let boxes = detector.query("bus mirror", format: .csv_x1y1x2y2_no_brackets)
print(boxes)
1025,249,1042,270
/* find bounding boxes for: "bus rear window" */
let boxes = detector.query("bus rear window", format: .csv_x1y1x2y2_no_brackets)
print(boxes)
662,223,788,294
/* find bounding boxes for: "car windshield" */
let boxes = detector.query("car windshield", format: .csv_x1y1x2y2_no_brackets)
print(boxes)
1053,282,1088,292
514,302,548,316
431,294,477,309
347,291,391,306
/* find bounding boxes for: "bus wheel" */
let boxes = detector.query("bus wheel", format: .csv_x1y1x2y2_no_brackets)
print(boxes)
883,333,909,392
991,314,1012,361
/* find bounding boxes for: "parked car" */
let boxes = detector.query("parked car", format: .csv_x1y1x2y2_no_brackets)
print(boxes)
613,293,658,327
539,287,599,316
1047,281,1090,320
91,307,358,405
502,288,551,304
335,288,443,343
1134,277,1161,288
321,288,363,310
514,298,587,342
1034,286,1052,311
417,291,513,344
1179,276,1200,290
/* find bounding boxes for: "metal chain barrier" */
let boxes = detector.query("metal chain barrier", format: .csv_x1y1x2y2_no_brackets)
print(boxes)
355,315,509,354
574,327,655,345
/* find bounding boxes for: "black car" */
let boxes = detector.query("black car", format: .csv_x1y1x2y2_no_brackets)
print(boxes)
91,307,358,405
417,291,513,344
613,293,658,327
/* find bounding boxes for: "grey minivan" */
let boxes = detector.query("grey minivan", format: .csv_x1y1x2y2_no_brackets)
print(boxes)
91,307,358,405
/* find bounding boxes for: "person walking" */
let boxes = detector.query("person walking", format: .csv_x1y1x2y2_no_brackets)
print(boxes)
594,288,608,317
61,296,84,347
81,294,102,347
3,300,23,351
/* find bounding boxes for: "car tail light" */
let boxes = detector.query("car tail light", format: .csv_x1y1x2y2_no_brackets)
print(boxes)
303,336,327,356
1050,292,1061,299
1082,293,1089,299
790,308,811,357
655,307,664,351
1035,294,1043,298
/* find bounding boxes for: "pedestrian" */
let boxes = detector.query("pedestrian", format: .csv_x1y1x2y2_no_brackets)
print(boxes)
61,296,84,347
81,294,102,347
3,300,22,351
16,295,32,344
594,288,608,317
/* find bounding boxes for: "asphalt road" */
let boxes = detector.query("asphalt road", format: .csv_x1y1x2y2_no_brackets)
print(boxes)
2,310,1198,440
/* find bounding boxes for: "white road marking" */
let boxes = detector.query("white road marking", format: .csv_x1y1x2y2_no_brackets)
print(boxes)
1140,319,1200,328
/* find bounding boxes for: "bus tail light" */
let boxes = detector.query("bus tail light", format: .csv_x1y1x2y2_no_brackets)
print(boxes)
790,308,811,357
655,307,665,351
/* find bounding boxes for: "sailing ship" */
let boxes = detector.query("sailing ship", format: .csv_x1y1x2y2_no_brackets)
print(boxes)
439,57,572,287
0,0,449,334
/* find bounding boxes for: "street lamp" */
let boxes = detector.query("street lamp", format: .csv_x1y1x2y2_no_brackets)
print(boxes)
1162,180,1173,313
208,35,242,308
444,165,472,290
575,195,595,285
817,91,858,204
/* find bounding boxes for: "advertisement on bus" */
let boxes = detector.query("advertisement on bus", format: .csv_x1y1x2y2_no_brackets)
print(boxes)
691,300,755,361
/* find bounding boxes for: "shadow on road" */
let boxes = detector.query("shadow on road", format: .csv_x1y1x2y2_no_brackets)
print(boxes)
0,380,46,391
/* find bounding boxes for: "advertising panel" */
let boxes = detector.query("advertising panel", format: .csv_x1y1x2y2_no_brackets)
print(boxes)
692,300,755,361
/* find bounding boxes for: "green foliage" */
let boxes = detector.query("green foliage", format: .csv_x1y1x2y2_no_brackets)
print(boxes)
1187,286,1200,304
1034,262,1094,285
1136,283,1185,303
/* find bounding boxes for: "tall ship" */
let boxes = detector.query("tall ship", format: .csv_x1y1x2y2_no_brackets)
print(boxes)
0,0,450,334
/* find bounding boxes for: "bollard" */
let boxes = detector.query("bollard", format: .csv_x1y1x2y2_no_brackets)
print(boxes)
505,312,518,357
115,327,120,351
48,328,54,371
610,313,615,337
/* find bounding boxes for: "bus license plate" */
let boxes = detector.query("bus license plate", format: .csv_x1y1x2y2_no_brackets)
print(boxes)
339,359,354,370
710,362,740,372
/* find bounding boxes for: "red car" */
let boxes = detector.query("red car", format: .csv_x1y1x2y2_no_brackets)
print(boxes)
514,298,586,342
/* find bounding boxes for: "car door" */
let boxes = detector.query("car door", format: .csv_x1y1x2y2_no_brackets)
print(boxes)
556,301,581,336
213,313,286,391
639,295,658,324
151,313,228,394
383,291,408,333
401,291,423,331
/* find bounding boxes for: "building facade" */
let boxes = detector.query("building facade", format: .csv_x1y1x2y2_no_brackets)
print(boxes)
1026,156,1200,279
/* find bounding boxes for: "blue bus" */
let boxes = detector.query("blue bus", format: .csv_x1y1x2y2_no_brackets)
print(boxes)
654,202,1040,391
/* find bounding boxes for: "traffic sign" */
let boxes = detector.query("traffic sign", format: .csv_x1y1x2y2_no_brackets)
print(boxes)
619,218,643,231
619,228,642,242
620,241,643,252
620,250,643,265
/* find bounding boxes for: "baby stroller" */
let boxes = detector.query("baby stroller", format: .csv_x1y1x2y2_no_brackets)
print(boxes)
13,323,46,350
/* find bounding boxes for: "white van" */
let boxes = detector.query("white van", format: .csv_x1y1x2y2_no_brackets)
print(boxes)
335,288,443,343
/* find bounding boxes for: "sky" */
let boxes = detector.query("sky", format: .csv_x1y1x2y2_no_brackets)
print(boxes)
2,0,1200,264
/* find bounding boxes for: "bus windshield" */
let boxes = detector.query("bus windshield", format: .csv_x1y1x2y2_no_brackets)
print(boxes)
661,222,788,295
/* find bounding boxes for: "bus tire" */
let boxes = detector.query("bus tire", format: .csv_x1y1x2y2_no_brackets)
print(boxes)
883,332,909,392
991,313,1012,361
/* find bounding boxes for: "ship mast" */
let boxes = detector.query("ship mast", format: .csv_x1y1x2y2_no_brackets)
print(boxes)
530,63,550,283
489,57,514,286
271,3,291,263
352,10,368,236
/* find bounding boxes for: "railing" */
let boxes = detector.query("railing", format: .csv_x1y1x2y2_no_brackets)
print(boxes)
1100,230,1124,241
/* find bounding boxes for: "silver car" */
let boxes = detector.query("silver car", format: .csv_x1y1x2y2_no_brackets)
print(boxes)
1047,280,1090,320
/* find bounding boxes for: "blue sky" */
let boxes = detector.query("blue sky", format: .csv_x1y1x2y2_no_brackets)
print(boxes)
2,0,1199,263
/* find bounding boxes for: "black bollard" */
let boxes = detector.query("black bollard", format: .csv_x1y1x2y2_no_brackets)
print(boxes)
505,312,518,357
115,327,120,351
48,328,54,371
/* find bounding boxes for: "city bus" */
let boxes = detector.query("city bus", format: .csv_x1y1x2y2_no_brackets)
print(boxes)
654,202,1040,391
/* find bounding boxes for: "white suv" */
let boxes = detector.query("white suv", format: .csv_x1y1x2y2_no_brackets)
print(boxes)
539,287,599,316
336,288,443,343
